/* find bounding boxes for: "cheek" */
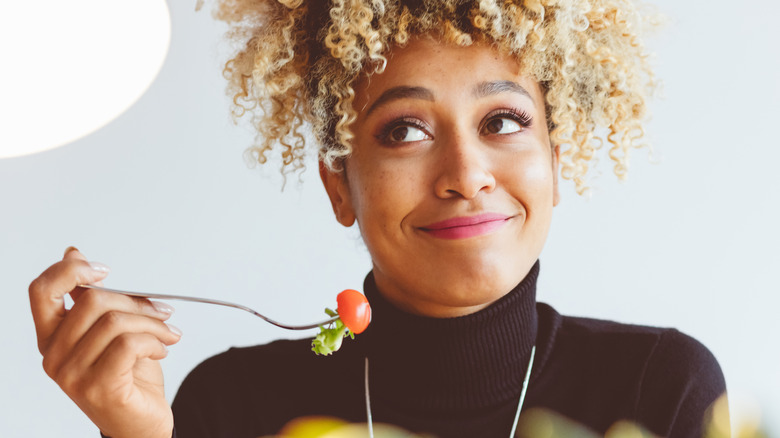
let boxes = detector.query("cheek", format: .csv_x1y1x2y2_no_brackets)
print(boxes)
501,150,555,202
349,161,422,229
524,159,555,191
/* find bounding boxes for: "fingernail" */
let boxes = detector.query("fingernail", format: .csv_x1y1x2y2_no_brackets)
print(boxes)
88,261,110,273
167,324,183,337
152,301,175,315
64,246,79,257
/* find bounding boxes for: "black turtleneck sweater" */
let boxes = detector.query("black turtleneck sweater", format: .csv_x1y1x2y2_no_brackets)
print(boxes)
171,262,726,437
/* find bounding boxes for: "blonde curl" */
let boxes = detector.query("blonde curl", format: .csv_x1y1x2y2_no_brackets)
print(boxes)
213,0,657,194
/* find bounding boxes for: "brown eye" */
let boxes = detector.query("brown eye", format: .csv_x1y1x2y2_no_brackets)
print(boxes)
387,125,428,143
483,117,522,135
390,126,409,142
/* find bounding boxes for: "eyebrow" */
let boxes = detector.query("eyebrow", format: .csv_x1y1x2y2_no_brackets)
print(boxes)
473,80,534,102
363,80,534,117
364,86,434,117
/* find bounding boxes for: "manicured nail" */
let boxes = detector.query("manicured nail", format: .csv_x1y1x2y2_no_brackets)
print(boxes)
88,261,110,273
167,324,183,337
152,301,175,315
64,246,79,257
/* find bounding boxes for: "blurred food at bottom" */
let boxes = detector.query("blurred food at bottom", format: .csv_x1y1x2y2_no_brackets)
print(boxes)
270,394,772,438
273,416,432,437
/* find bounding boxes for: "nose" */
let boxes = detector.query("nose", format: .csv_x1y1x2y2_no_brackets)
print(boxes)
433,134,496,200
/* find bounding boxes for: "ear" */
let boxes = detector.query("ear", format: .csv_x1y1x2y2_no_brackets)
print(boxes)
319,161,356,227
552,144,561,207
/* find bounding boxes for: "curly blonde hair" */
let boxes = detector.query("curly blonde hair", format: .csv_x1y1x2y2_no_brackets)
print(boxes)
212,0,656,194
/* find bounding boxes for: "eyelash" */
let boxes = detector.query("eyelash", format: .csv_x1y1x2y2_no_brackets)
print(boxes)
375,115,429,145
375,108,534,145
482,108,533,132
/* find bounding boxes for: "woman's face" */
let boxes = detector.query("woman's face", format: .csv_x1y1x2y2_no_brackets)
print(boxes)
321,37,559,318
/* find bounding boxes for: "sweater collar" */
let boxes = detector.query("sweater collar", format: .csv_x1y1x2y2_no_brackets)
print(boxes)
356,261,539,413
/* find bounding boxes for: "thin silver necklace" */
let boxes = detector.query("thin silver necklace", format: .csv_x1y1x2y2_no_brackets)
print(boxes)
364,345,536,438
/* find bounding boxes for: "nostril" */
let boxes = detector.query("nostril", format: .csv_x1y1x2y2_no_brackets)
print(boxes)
432,142,496,199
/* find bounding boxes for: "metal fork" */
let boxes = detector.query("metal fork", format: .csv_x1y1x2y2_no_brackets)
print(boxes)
79,284,339,330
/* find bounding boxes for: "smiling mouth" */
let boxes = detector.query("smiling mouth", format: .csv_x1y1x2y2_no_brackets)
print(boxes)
420,213,512,240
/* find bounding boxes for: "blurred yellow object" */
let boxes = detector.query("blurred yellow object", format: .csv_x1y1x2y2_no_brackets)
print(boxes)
606,421,659,438
705,394,732,438
516,408,599,438
703,393,770,438
277,416,348,437
275,416,431,438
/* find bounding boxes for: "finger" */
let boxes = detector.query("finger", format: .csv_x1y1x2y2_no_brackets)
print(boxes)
52,312,180,382
60,333,169,406
93,333,170,385
29,253,110,353
42,289,175,372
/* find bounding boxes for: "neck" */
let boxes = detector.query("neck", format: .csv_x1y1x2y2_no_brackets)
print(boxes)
356,260,540,413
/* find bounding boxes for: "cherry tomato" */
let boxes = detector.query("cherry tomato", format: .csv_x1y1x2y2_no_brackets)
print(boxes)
336,289,371,334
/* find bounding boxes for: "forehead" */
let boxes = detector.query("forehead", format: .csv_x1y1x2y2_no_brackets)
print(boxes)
354,37,543,110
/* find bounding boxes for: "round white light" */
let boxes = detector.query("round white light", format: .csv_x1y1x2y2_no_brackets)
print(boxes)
0,0,171,159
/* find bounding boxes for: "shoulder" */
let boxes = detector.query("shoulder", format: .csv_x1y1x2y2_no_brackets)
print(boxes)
178,338,312,387
540,304,722,378
535,304,726,437
172,337,364,437
175,336,361,402
630,326,727,437
171,338,311,436
558,312,724,392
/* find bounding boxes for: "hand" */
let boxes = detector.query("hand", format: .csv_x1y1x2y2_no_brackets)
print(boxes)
29,247,181,438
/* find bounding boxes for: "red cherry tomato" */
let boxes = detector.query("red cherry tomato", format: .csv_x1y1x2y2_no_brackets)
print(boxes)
336,289,371,334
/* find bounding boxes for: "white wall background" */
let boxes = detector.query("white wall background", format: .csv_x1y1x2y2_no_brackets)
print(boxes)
1,0,778,436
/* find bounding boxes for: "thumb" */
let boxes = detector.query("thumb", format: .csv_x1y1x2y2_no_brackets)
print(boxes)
63,245,86,261
63,247,105,300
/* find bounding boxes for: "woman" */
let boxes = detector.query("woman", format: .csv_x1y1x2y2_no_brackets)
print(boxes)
28,0,727,437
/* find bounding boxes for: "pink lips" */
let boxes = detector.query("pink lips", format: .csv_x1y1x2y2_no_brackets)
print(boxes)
420,213,511,240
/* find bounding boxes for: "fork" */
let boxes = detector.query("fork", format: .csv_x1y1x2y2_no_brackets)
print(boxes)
79,284,339,330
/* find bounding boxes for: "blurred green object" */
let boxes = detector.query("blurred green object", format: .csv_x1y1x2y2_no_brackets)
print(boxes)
516,408,658,438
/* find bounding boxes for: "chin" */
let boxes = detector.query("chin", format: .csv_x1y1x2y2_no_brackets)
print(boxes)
429,264,519,307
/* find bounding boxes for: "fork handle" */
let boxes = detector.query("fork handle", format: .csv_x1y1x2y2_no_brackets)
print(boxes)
78,284,338,330
80,284,246,307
